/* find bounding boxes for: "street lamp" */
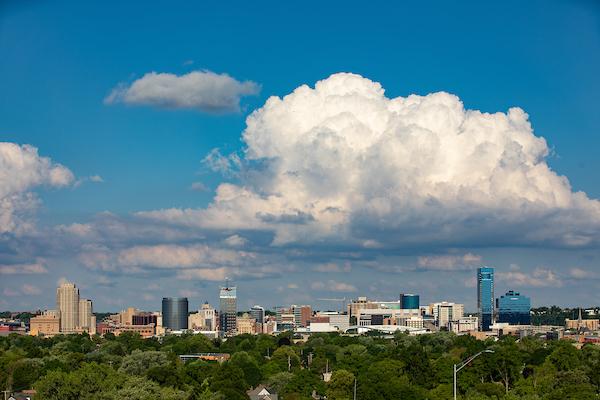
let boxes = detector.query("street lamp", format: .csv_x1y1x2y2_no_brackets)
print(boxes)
453,349,494,400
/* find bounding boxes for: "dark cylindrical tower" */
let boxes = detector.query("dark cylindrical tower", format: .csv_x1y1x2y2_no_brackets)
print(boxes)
162,297,188,330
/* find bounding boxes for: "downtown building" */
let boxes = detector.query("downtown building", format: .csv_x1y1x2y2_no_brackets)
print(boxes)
219,283,237,336
189,302,217,331
477,267,494,331
162,297,189,331
30,281,96,336
496,290,531,325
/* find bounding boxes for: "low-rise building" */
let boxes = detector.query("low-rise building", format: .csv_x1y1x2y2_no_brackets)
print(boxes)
29,311,60,337
237,313,256,335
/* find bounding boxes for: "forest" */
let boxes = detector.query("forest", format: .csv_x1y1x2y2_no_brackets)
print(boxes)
1,331,599,400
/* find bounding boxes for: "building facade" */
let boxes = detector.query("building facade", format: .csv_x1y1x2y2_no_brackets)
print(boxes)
429,302,464,329
162,297,188,331
78,299,93,331
250,305,265,324
56,282,79,333
496,290,531,325
236,313,256,335
292,305,312,328
219,284,237,335
29,311,60,336
399,293,420,310
477,267,494,331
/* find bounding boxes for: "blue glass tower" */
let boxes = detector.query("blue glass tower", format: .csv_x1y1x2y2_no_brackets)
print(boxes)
399,293,420,309
496,290,531,325
477,267,494,331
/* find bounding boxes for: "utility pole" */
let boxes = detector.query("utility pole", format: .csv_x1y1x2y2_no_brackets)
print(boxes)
288,354,291,372
353,378,357,400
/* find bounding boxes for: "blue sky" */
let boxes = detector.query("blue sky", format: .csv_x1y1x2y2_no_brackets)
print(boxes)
1,0,600,312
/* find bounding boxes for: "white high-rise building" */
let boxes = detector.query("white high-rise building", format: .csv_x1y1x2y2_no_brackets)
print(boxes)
78,299,93,330
57,282,79,333
429,302,464,329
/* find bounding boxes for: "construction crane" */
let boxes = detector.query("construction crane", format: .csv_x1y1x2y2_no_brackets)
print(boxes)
317,298,347,312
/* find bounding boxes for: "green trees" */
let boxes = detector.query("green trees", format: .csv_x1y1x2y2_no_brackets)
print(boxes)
2,330,600,400
326,369,355,400
118,349,169,376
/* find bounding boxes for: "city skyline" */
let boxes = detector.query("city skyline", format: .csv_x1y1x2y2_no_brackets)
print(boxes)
2,1,600,312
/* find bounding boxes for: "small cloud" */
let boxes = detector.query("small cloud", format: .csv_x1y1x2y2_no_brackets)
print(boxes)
313,262,352,273
418,253,482,271
311,280,357,292
202,148,242,176
362,240,383,249
568,267,599,280
2,288,19,297
57,277,71,286
89,175,104,183
21,284,41,295
190,181,209,192
56,223,93,236
223,234,248,247
74,175,104,187
287,283,299,289
104,70,260,113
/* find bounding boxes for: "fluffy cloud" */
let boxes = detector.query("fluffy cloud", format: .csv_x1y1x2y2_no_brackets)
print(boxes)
138,73,600,249
105,70,260,113
81,243,251,271
0,143,74,234
496,267,563,287
0,261,47,275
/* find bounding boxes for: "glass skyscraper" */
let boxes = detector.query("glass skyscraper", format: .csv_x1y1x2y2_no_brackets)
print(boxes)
496,290,531,325
399,293,420,309
162,297,188,331
477,267,494,331
219,283,237,336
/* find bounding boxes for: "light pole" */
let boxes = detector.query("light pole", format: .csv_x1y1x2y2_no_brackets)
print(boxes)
453,349,494,400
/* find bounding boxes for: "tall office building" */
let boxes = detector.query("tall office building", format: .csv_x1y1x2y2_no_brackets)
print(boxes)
250,305,265,324
399,293,420,309
162,297,188,331
56,282,79,332
477,267,494,331
219,282,237,336
496,290,531,325
78,299,93,330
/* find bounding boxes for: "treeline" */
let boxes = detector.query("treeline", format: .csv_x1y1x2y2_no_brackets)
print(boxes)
531,307,599,326
1,331,599,399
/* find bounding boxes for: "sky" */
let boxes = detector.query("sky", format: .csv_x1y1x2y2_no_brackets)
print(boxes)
1,0,600,313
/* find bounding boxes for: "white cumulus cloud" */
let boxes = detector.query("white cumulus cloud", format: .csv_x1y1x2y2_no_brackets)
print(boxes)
138,73,600,249
105,70,260,113
0,143,74,234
